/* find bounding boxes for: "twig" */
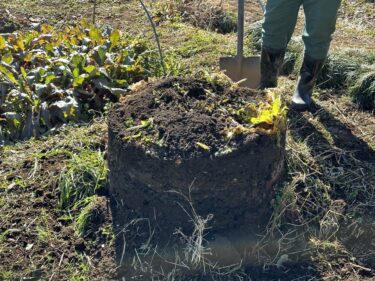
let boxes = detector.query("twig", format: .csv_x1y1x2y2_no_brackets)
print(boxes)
120,233,127,266
92,0,97,24
138,0,166,76
349,263,372,272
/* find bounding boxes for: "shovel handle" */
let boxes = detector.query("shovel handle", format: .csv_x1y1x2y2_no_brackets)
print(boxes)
237,0,245,58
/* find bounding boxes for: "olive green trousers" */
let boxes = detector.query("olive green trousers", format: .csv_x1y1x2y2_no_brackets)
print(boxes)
262,0,341,60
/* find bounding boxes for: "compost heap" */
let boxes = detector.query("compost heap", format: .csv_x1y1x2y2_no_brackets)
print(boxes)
109,77,285,160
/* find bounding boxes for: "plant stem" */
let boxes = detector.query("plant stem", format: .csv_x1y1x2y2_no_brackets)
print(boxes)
92,0,97,24
138,0,167,76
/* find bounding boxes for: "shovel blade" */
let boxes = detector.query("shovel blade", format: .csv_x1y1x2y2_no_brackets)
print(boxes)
220,56,261,89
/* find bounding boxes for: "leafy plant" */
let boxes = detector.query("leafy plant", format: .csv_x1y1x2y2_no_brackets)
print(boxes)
0,21,154,142
228,88,287,137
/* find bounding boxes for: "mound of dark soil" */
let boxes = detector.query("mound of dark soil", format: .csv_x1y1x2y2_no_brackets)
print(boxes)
108,77,287,274
109,77,267,160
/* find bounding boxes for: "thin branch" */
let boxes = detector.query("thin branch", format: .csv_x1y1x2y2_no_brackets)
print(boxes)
92,0,97,24
138,0,166,76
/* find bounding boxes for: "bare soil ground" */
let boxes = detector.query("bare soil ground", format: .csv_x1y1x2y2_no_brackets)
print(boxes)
0,121,117,280
0,0,374,280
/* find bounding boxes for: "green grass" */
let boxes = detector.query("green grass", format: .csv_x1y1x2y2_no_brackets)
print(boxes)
170,23,236,69
36,209,53,243
3,0,93,25
58,149,107,211
67,254,90,281
350,68,375,110
0,271,13,281
75,195,105,236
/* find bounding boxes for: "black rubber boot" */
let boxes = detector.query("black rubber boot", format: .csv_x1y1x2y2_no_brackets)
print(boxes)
291,55,325,111
258,47,286,89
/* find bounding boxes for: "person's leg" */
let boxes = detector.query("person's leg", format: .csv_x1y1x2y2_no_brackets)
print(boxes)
260,0,302,88
291,0,341,110
302,0,341,60
262,0,302,51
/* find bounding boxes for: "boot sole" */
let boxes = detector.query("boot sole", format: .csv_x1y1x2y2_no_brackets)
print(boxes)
290,102,310,111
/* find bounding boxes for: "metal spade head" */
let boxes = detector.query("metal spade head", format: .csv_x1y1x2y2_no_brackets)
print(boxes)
220,56,260,88
220,0,261,89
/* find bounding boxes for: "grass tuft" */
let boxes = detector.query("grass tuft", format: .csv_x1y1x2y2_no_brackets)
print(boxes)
58,150,107,212
76,195,106,237
317,54,360,89
212,10,237,34
349,68,375,110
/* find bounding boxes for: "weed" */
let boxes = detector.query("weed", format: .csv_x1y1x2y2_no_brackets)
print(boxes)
142,50,185,77
317,54,360,89
99,223,115,245
0,196,5,208
281,39,304,76
176,0,237,34
0,271,13,281
177,28,232,59
36,209,53,243
212,10,237,34
247,20,263,51
67,254,91,281
58,149,107,211
75,195,106,237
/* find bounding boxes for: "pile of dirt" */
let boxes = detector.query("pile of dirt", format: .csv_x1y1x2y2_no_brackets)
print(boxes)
109,77,269,160
108,77,287,278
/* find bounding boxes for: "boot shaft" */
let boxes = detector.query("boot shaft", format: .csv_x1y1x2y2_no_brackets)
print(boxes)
291,55,325,110
259,47,286,89
299,54,325,85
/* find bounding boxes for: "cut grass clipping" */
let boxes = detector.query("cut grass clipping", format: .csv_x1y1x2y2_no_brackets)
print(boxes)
76,195,106,237
58,150,107,236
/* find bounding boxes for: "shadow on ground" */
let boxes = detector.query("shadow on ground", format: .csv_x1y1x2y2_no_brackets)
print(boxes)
110,192,323,280
287,102,375,274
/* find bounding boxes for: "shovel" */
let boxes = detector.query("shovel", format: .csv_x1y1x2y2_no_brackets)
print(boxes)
220,0,261,88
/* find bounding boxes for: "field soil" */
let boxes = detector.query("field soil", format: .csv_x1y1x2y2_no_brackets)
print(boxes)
0,124,117,280
0,0,374,280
